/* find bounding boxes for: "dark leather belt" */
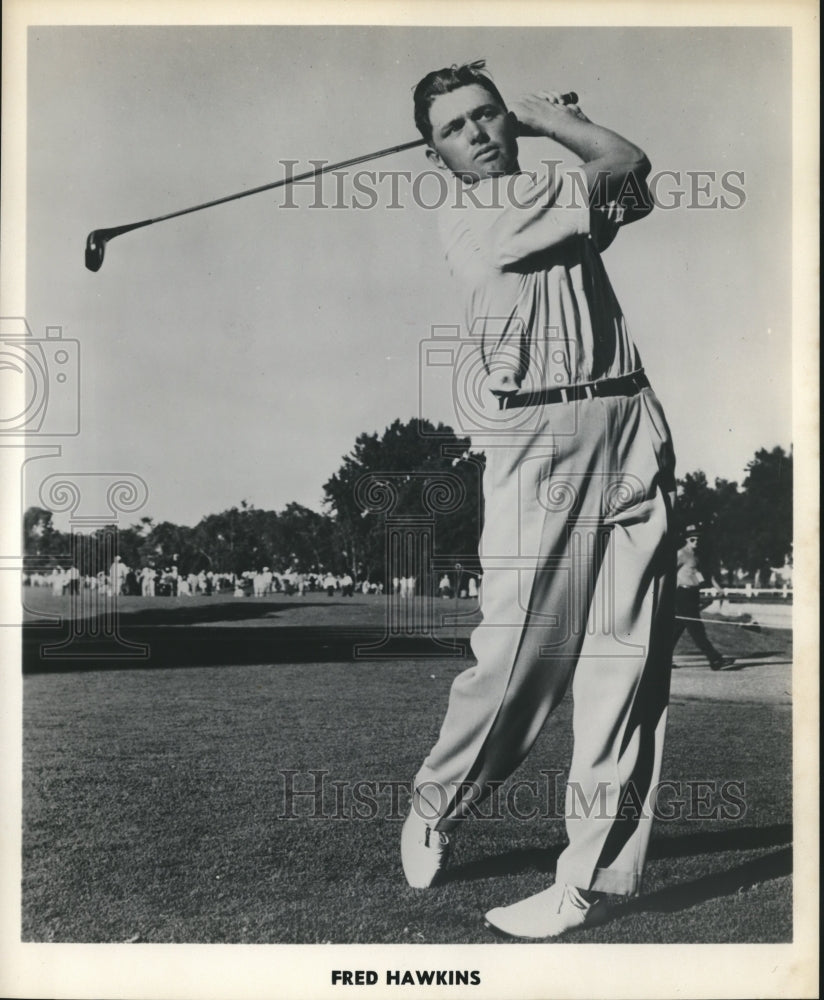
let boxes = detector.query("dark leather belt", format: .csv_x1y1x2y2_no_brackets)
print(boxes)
498,371,651,410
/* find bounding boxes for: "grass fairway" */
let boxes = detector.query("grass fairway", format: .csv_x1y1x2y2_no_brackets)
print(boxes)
22,594,792,943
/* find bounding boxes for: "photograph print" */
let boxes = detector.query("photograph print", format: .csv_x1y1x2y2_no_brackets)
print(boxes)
2,5,818,1000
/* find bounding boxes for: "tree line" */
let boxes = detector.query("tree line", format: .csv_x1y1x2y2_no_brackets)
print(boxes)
23,418,792,586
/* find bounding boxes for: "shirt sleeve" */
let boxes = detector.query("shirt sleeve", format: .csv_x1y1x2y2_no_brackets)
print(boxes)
438,167,590,279
589,198,625,253
439,167,630,280
488,168,591,269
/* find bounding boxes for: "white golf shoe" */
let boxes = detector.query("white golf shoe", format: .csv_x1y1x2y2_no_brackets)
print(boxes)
400,809,451,888
484,882,611,940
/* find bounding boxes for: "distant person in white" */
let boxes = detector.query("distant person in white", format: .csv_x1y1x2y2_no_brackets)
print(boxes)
109,556,129,596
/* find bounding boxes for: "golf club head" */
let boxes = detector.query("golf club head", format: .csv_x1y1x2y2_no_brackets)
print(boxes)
85,220,152,272
85,230,107,271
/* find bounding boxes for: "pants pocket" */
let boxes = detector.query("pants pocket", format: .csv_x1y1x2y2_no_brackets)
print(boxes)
641,389,676,485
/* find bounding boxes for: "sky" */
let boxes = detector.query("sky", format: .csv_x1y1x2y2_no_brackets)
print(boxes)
21,24,793,528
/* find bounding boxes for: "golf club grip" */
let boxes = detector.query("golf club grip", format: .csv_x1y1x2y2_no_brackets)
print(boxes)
517,92,579,137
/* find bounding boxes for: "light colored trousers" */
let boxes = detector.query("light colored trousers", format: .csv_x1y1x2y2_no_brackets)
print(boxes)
415,388,677,896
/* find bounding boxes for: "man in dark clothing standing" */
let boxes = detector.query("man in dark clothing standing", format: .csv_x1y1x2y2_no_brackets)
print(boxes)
673,525,735,670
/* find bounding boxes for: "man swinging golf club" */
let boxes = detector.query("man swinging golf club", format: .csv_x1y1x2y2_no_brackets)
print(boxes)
401,60,677,940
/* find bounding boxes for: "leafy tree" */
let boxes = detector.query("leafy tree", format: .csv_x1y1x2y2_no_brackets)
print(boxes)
114,523,144,571
278,502,336,572
22,507,66,565
674,445,792,583
323,417,484,585
23,440,790,587
142,520,196,571
711,477,747,582
191,507,264,574
676,472,743,581
737,446,793,578
675,471,719,536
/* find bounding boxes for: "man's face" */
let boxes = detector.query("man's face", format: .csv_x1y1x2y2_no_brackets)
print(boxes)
425,83,519,182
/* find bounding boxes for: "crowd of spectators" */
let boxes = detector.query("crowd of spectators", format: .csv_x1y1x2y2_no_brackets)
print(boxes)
24,550,791,603
23,559,403,600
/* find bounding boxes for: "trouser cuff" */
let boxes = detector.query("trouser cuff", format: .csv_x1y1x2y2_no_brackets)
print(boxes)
556,862,642,897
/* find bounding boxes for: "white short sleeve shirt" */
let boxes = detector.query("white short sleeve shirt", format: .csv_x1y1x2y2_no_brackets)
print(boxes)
438,165,644,396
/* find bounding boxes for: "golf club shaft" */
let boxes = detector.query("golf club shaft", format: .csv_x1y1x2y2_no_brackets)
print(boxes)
85,137,425,270
144,138,428,228
137,87,580,226
85,91,578,271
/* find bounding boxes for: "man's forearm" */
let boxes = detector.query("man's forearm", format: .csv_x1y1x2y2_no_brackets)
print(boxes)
545,114,648,172
558,119,651,221
513,94,652,215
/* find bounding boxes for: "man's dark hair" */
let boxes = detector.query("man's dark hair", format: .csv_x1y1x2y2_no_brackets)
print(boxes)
413,59,507,143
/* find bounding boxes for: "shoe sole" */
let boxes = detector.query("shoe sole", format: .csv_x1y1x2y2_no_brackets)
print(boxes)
482,905,612,941
483,917,537,941
405,869,448,890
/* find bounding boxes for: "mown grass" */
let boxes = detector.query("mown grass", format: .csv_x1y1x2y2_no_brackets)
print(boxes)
22,615,792,943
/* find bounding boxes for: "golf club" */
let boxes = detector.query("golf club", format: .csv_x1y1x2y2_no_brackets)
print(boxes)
85,92,578,272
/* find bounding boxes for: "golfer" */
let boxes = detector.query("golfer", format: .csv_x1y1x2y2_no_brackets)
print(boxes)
401,61,677,939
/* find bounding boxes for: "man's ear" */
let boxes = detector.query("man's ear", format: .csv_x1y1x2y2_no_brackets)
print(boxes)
425,145,449,171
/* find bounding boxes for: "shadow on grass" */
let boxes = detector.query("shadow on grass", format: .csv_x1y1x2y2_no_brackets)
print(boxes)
23,625,472,673
672,655,787,671
676,621,792,662
27,599,346,627
625,845,792,917
443,823,792,889
648,822,792,859
673,654,791,674
442,844,564,885
720,657,790,671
